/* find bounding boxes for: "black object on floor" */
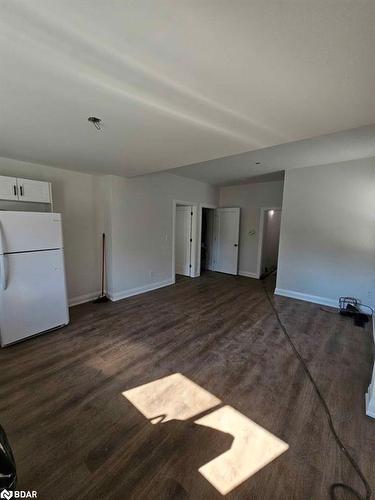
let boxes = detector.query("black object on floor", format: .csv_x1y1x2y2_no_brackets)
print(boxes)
0,425,16,492
340,303,369,328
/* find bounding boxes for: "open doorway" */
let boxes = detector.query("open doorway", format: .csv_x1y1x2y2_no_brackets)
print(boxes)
200,207,215,273
259,208,282,278
175,204,193,277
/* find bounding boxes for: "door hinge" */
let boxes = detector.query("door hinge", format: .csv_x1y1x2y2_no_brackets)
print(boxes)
190,238,192,242
191,212,193,216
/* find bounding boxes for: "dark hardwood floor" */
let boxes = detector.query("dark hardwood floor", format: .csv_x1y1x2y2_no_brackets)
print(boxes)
0,272,373,499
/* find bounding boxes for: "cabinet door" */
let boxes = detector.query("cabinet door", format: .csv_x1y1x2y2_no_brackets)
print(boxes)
17,178,51,203
0,176,18,200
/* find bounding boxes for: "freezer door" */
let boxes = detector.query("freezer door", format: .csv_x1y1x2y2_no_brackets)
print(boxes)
0,212,63,253
0,249,69,346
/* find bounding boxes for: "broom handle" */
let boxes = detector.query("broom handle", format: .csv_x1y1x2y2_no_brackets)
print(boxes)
101,233,105,296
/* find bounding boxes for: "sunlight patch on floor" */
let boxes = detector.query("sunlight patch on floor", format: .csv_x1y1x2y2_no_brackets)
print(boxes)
123,372,221,423
122,373,288,495
196,405,289,495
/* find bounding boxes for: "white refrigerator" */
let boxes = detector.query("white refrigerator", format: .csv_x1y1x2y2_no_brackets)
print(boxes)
0,211,69,346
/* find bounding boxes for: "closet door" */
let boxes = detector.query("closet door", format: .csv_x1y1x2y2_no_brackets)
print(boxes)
175,206,192,276
213,208,240,275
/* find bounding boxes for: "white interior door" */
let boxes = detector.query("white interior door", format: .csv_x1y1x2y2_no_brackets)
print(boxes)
175,206,192,276
205,209,215,271
213,208,240,275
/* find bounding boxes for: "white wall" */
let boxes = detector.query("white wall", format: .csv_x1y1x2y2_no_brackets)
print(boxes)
0,157,102,305
0,158,218,305
104,172,218,300
276,158,375,308
219,181,284,278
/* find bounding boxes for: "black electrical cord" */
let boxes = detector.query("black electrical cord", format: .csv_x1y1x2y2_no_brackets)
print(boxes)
320,307,339,314
357,304,374,315
320,304,374,316
262,280,372,500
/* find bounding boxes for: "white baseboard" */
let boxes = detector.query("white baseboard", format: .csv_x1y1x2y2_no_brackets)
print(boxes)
239,270,259,279
69,291,101,307
274,288,338,308
108,278,174,302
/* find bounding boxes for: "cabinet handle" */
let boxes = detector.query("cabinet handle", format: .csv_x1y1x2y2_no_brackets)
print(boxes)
20,186,23,196
13,185,17,196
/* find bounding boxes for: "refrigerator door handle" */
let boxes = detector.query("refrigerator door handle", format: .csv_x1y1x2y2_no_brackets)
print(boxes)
0,222,7,290
0,254,6,290
0,221,4,256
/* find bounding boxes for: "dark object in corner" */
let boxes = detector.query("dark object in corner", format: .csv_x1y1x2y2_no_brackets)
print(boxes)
0,425,16,492
340,303,369,328
93,295,110,304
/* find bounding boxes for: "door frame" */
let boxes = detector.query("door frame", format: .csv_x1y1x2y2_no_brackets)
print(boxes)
197,203,217,277
256,206,282,279
172,200,199,282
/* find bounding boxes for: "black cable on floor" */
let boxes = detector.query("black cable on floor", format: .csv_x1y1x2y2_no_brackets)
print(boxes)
320,306,339,314
262,280,372,500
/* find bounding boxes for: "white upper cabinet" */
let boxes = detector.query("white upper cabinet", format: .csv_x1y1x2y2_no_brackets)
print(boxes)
17,178,51,203
0,176,18,201
0,175,52,203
